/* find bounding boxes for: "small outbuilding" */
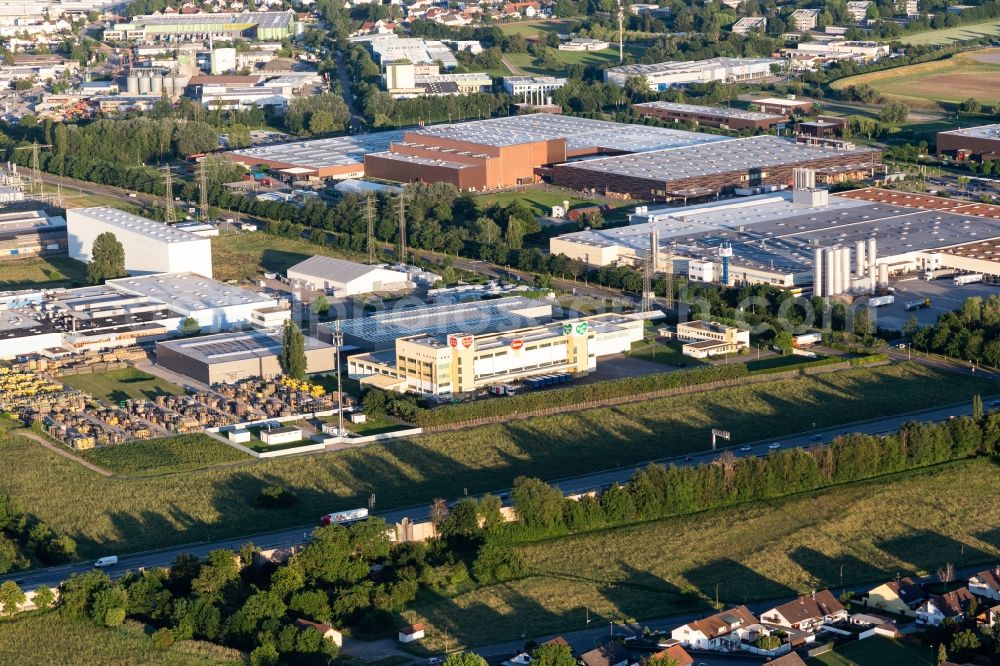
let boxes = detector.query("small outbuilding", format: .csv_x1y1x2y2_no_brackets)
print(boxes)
398,623,426,643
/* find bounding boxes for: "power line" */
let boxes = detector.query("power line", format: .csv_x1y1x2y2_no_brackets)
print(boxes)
14,142,52,197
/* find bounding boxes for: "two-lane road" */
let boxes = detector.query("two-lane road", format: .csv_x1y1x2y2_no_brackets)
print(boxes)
2,395,994,592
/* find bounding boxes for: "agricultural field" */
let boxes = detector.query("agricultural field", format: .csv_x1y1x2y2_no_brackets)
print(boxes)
210,232,363,283
402,458,1000,650
60,367,186,404
901,19,1000,45
0,363,992,556
0,256,87,290
0,614,243,666
830,49,1000,110
808,635,936,665
80,434,249,477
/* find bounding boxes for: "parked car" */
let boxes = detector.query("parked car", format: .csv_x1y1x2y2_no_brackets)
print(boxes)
740,445,752,452
768,443,781,450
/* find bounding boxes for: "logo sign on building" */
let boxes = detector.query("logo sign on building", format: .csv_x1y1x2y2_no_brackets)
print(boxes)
510,338,524,350
562,323,573,335
461,336,473,349
448,335,459,348
575,322,589,335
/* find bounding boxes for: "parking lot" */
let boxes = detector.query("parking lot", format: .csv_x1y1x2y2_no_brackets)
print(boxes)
870,276,1000,330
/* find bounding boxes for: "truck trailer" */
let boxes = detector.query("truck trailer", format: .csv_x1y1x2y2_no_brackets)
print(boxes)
867,295,895,308
793,333,822,347
320,508,369,526
954,273,984,286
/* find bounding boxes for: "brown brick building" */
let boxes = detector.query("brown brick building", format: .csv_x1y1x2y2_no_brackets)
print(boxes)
937,124,1000,160
633,101,785,130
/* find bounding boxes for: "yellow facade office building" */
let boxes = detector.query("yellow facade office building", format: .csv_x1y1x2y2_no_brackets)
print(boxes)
347,313,646,395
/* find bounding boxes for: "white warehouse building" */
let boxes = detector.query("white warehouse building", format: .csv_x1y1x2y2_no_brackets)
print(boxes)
286,256,411,296
67,207,213,278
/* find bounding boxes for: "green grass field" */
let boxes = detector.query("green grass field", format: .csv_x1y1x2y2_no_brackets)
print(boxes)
809,636,936,665
626,340,704,367
0,614,243,666
475,188,606,217
80,434,249,477
0,256,87,289
830,49,1000,110
61,368,186,404
0,363,992,556
499,19,571,37
901,20,1000,45
504,46,642,76
402,458,1000,651
211,232,362,283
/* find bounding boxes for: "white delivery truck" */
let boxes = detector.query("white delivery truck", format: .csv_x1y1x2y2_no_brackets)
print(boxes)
94,556,118,568
320,508,369,526
954,273,984,286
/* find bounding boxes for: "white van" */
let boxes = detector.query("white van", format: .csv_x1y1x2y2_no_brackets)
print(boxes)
94,556,118,568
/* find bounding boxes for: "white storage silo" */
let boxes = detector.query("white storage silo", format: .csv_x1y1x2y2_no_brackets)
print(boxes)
126,75,139,95
151,75,163,94
840,247,851,294
813,246,824,298
826,248,837,296
138,75,151,94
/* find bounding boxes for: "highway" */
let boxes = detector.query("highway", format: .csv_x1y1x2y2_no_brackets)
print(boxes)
1,394,995,592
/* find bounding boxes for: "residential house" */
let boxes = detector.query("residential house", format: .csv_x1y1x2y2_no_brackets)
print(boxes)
503,1,541,16
916,587,976,626
988,604,1000,626
760,590,847,632
649,646,693,666
866,576,926,614
398,623,425,642
670,605,759,651
293,619,343,646
767,654,808,666
968,567,1000,602
578,644,628,666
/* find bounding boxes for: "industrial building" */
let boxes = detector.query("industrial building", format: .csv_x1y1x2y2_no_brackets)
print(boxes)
364,114,728,190
937,124,1000,160
352,35,458,70
549,135,880,201
286,256,411,296
0,209,66,260
674,320,750,358
732,16,767,35
0,273,282,360
155,329,334,385
106,273,280,332
67,207,213,278
604,57,779,91
790,8,820,30
502,76,567,100
550,183,1000,294
321,296,553,351
347,312,646,395
632,101,786,131
382,62,491,97
104,10,298,43
751,97,813,115
224,131,404,180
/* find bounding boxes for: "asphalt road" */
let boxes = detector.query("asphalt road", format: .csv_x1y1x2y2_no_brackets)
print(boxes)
2,395,994,593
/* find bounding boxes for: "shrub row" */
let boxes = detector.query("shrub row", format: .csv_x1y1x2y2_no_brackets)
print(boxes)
413,363,750,427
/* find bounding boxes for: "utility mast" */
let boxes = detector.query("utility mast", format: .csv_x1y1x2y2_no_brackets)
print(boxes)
14,142,52,197
162,165,176,224
366,195,376,264
663,242,674,310
198,159,209,222
617,0,624,64
396,193,407,264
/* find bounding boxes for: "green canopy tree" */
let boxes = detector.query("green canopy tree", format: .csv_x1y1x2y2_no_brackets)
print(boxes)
86,232,126,285
281,320,307,379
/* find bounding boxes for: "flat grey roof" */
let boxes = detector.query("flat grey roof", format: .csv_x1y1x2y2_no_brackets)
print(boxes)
556,136,873,180
939,124,1000,140
158,329,331,364
228,131,405,169
287,256,405,282
325,296,552,346
69,207,205,244
413,113,726,153
107,273,274,311
0,209,65,232
125,10,294,29
634,101,785,122
605,57,776,77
